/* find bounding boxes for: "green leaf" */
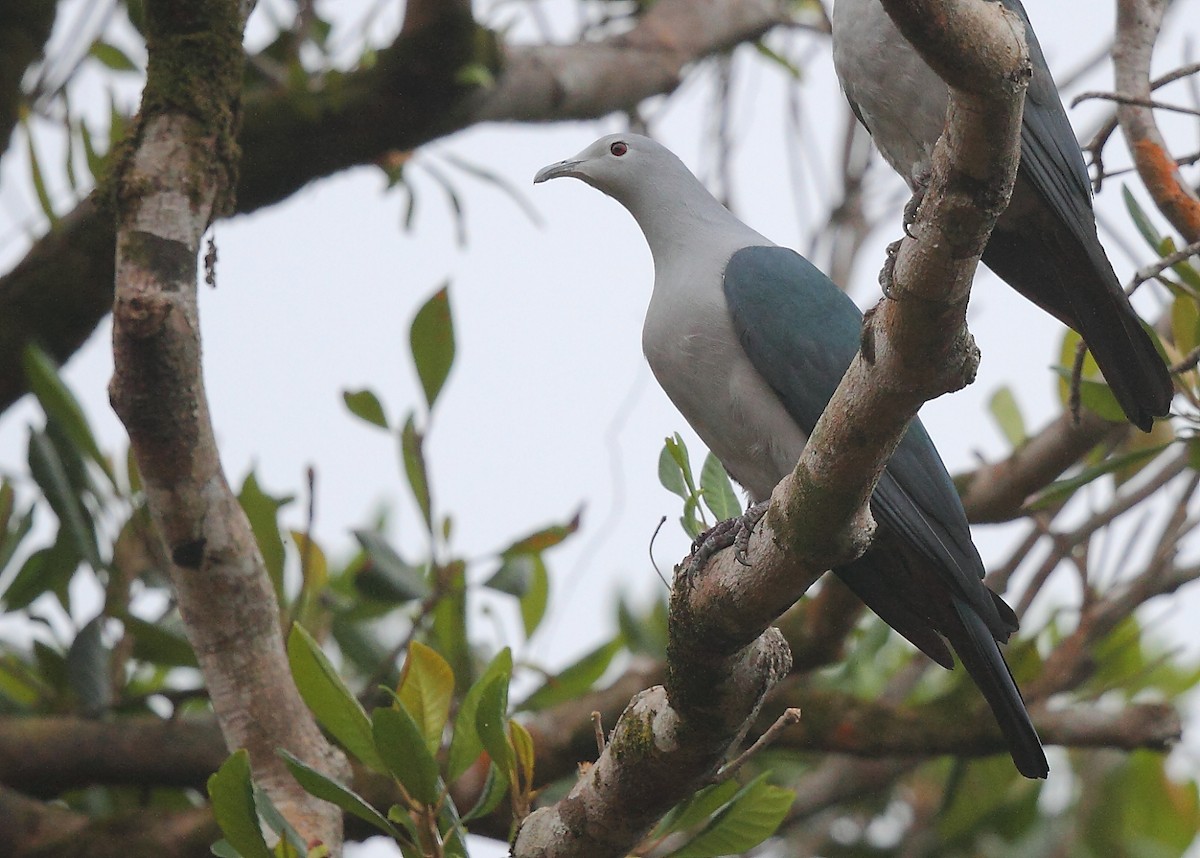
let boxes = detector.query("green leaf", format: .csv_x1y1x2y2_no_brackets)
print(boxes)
126,616,199,668
461,763,509,822
1050,366,1127,423
1028,443,1172,510
28,428,100,569
500,511,582,556
23,120,58,225
665,775,794,858
0,496,35,583
700,453,741,521
2,537,77,611
1172,293,1200,360
397,641,455,756
210,839,240,858
1113,420,1175,486
517,638,623,712
287,624,384,772
89,40,139,71
519,556,550,638
291,531,329,632
429,560,470,684
238,473,291,599
410,285,455,410
373,706,442,804
483,554,534,596
66,616,112,717
447,648,512,782
342,389,389,429
353,530,430,602
278,749,401,839
617,596,668,657
454,63,495,88
1122,185,1165,251
23,345,115,485
474,675,512,780
988,385,1026,447
207,750,273,858
658,442,689,500
510,719,535,787
400,414,433,533
80,119,104,178
1085,751,1199,857
250,785,308,856
654,780,741,838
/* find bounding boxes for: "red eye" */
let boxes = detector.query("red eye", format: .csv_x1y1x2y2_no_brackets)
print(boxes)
610,141,628,157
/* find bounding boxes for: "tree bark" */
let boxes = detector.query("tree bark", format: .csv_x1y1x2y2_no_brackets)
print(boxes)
107,0,348,849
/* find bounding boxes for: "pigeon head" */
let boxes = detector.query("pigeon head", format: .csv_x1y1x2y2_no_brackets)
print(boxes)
534,133,690,206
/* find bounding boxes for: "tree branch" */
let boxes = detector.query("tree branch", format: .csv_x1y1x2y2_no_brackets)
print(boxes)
512,2,1030,854
762,688,1179,758
957,410,1127,522
106,1,348,849
1114,0,1200,242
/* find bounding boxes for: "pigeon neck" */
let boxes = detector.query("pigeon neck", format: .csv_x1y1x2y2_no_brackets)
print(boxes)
614,173,760,274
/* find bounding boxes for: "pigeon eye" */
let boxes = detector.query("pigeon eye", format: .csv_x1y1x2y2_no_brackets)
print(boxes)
610,141,628,157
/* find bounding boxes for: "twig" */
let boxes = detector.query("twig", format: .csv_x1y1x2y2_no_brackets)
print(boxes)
1130,238,1200,292
592,711,606,756
711,708,802,784
1072,91,1200,118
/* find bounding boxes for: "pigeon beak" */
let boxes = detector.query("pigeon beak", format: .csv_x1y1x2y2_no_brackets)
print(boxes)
534,159,584,184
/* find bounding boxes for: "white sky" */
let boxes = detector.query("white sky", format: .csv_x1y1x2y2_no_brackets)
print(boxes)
2,1,1200,855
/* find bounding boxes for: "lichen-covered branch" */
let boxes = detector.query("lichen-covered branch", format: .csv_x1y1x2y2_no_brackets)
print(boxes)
1114,0,1200,241
106,1,347,849
511,3,1029,855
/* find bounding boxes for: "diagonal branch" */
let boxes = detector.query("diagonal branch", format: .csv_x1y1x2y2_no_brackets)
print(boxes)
106,0,348,849
511,2,1030,855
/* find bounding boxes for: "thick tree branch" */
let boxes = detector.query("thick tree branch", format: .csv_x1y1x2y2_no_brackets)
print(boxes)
0,716,223,797
957,409,1126,522
512,3,1030,855
1114,0,1200,242
106,1,347,849
0,783,217,858
0,0,794,414
762,689,1179,758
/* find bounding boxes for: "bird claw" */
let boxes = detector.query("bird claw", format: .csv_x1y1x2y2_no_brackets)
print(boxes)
679,502,770,587
903,169,930,238
879,238,902,298
733,501,769,566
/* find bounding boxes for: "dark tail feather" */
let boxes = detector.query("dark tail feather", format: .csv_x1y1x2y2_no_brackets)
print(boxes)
947,599,1048,779
983,226,1172,432
1075,296,1172,433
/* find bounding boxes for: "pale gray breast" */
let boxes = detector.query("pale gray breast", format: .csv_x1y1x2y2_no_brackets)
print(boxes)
642,259,808,502
831,0,948,184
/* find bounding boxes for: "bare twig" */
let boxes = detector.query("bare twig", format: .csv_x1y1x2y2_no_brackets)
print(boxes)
713,707,802,783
